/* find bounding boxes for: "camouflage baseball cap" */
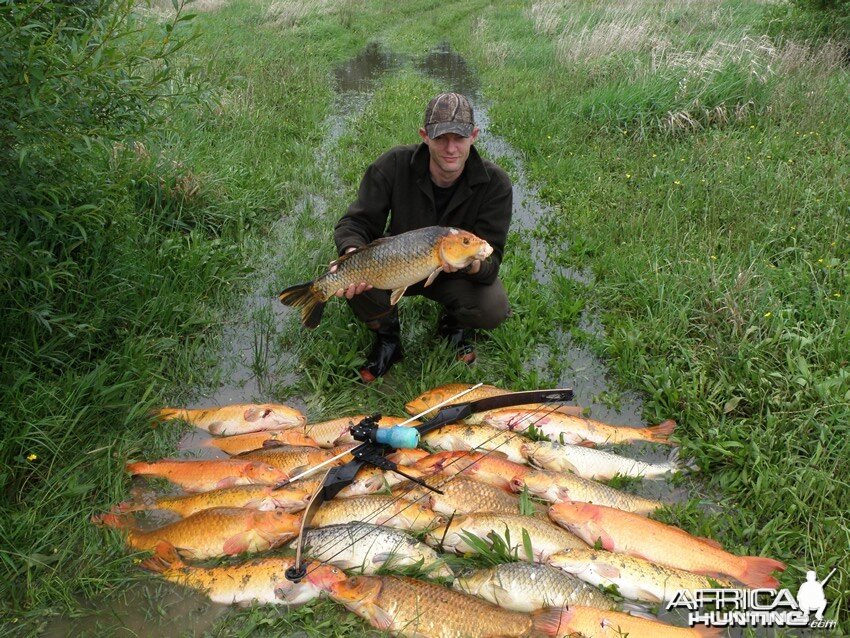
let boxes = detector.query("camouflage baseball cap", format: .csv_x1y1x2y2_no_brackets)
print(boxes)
424,92,475,139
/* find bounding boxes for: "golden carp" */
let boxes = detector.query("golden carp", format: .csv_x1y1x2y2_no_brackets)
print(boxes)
141,542,344,605
113,484,312,518
280,226,493,328
405,383,583,423
94,507,300,559
521,441,690,481
206,429,320,456
393,477,546,519
423,423,529,464
426,513,587,562
238,444,356,476
453,562,617,613
412,450,530,492
157,403,306,435
311,495,444,532
532,606,720,637
515,469,663,515
326,575,538,638
386,448,431,466
548,548,734,604
482,410,677,446
300,523,453,578
125,458,288,492
548,502,786,588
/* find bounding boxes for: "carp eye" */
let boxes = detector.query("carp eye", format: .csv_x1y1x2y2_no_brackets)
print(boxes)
462,237,470,245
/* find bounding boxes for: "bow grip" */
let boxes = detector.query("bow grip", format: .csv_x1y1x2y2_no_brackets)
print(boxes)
373,426,420,449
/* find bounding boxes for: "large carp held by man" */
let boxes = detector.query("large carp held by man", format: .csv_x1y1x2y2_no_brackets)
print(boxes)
278,226,493,328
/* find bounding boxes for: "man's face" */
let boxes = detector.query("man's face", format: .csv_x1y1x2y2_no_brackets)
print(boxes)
419,127,480,181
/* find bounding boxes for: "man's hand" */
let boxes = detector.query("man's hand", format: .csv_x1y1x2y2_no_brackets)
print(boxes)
331,247,373,299
442,259,482,275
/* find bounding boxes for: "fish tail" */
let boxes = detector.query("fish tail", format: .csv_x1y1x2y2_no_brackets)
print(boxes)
738,556,786,588
156,408,189,423
279,282,325,328
125,461,153,476
112,499,150,514
645,419,676,444
140,541,185,573
668,446,699,473
91,512,134,530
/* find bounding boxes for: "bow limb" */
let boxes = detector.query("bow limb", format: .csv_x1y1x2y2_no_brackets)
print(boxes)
415,387,573,437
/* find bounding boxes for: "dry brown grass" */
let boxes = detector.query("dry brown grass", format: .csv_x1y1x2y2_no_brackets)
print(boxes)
264,0,345,27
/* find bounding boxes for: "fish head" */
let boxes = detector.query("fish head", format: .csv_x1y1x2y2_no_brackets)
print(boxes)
520,441,552,467
392,501,446,531
305,562,347,592
438,229,493,268
404,384,469,415
386,448,430,466
253,511,301,545
244,405,306,429
327,575,383,606
548,502,610,546
270,487,313,512
245,462,289,484
411,451,459,475
547,548,597,576
452,568,494,598
423,517,465,551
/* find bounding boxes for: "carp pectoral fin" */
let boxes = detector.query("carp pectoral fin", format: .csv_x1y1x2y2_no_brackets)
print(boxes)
423,267,443,287
390,286,408,305
222,531,253,555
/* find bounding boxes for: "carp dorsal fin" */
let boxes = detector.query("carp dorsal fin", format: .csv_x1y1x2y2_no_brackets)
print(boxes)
390,286,408,305
423,266,442,287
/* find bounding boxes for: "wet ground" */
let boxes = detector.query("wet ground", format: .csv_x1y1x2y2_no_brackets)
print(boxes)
49,42,699,637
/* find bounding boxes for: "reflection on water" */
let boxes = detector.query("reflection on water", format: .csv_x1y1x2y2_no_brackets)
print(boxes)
416,42,481,99
333,41,403,94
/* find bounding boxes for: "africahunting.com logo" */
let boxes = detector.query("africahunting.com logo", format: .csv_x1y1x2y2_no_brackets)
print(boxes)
667,569,837,630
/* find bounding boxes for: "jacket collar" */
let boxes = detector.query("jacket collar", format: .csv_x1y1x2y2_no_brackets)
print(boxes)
410,142,490,187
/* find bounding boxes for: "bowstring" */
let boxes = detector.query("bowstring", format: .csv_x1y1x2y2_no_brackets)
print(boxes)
298,398,568,577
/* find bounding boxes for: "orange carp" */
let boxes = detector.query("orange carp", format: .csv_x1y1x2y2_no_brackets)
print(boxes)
142,543,344,605
114,484,313,518
94,507,301,559
482,409,676,446
532,606,721,637
548,502,786,588
412,450,530,492
125,458,288,492
157,403,306,436
280,226,493,328
206,429,320,456
238,443,356,476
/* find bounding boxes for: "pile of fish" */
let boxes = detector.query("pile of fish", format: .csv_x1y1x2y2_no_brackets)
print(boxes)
93,383,786,637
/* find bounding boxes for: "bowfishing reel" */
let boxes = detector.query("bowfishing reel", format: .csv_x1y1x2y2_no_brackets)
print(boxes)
349,413,421,449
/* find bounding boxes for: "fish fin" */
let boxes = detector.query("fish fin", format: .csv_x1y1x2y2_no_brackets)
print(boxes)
531,608,572,637
91,512,134,530
577,440,596,448
596,562,621,579
279,282,325,329
261,440,287,449
371,552,393,565
329,239,389,265
371,605,395,630
112,500,148,514
738,556,786,588
124,461,151,476
156,408,186,423
222,531,254,555
207,421,227,435
423,266,443,287
389,286,408,305
153,541,184,566
621,601,658,620
645,419,676,443
555,404,584,417
668,446,699,473
215,477,240,489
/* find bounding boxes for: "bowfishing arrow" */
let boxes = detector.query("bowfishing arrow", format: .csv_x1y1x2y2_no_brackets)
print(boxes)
283,385,573,582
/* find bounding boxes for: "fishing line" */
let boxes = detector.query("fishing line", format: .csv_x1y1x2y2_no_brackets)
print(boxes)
299,400,565,570
299,399,569,577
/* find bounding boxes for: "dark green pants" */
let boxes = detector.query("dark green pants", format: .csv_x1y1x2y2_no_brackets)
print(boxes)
347,275,511,330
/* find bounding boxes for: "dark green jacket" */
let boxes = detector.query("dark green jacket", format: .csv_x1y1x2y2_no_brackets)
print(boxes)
334,143,513,285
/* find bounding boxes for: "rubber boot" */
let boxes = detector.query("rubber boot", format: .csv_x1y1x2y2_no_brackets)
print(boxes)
438,314,476,364
359,317,403,383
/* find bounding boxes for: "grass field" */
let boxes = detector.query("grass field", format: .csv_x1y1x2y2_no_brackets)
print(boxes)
2,0,848,635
